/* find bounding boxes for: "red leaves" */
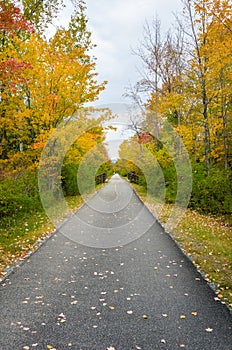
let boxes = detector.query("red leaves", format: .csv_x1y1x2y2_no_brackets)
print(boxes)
0,1,34,34
0,58,33,91
0,58,32,73
138,133,153,144
0,2,34,91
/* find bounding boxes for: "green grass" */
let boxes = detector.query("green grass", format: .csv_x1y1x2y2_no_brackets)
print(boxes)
133,184,232,309
0,194,83,278
0,183,106,279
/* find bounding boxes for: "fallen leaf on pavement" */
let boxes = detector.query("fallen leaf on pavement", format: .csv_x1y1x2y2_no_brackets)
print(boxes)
205,328,213,332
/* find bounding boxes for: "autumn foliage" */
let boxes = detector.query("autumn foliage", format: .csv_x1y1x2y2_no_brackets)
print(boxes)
0,1,34,33
0,0,108,216
126,0,232,217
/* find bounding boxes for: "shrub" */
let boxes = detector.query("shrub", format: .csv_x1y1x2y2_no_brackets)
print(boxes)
0,171,42,217
190,164,232,217
61,163,80,196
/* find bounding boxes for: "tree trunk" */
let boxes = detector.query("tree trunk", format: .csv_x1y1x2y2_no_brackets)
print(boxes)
202,82,210,175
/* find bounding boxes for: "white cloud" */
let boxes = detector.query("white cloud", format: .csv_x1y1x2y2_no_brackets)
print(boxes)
84,0,182,105
58,1,183,105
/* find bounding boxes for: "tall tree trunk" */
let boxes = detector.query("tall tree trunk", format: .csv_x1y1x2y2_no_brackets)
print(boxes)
202,81,210,175
221,95,229,170
186,0,211,175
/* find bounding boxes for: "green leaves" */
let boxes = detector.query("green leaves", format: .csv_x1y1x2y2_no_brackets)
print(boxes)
22,0,65,32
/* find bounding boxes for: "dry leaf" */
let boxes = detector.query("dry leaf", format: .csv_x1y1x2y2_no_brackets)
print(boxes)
205,328,213,332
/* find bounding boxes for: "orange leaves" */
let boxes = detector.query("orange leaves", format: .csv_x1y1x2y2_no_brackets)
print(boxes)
0,1,34,34
138,134,153,144
30,141,45,150
47,93,61,112
0,0,106,164
0,58,33,91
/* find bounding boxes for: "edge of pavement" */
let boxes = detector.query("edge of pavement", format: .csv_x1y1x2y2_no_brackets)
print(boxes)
130,183,232,315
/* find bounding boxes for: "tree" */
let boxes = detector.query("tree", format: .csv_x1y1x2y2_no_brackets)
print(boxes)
21,0,64,32
68,0,93,51
127,18,186,145
0,0,106,165
0,0,34,160
126,0,232,216
181,0,232,171
182,0,212,175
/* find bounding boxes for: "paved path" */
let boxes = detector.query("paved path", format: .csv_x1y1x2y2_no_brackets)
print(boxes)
0,175,231,349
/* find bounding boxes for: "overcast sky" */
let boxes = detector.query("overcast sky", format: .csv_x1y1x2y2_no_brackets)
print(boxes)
57,1,183,159
84,0,183,106
58,1,183,106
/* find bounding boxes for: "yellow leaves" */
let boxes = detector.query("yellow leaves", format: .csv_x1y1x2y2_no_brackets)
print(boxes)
1,17,106,160
77,132,99,152
158,91,185,116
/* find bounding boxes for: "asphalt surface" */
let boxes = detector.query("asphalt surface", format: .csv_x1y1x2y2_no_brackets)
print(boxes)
0,175,231,350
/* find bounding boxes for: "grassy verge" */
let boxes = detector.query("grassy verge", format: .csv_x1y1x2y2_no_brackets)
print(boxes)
133,184,232,309
0,195,83,279
0,182,107,280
